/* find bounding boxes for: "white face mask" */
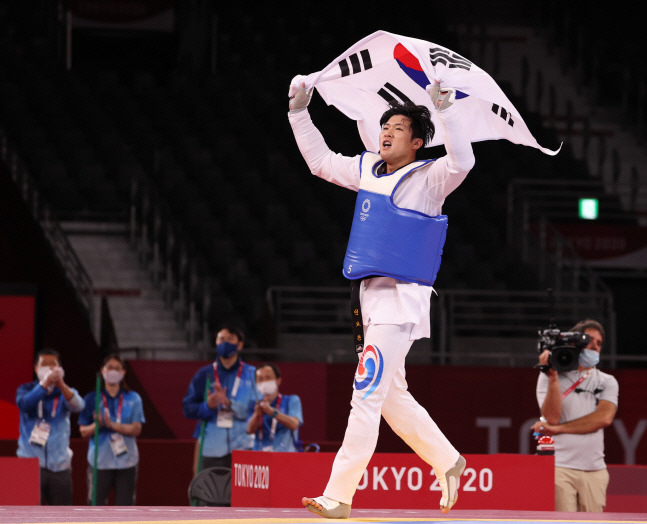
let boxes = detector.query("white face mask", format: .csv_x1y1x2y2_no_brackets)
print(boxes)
257,380,278,397
579,348,600,368
36,366,52,382
102,369,125,385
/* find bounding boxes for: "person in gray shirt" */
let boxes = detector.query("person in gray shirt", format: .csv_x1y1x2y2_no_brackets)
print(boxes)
531,319,618,512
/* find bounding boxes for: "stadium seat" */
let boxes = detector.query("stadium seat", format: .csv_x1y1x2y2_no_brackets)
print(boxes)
188,467,231,507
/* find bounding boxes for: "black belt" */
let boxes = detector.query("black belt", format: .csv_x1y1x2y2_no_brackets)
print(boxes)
350,277,373,354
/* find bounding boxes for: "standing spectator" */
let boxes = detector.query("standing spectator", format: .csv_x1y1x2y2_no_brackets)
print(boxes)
16,348,84,505
78,354,145,505
246,363,303,452
532,319,618,512
182,325,257,473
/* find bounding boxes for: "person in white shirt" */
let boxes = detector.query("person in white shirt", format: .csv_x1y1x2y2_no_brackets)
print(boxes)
532,319,618,512
288,80,474,518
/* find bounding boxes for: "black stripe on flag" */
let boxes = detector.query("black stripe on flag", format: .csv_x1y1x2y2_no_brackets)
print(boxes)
339,50,373,77
384,83,412,103
350,53,361,74
339,59,350,77
377,82,412,105
429,47,472,70
360,49,372,70
378,88,396,104
429,47,471,64
491,103,515,127
431,52,471,69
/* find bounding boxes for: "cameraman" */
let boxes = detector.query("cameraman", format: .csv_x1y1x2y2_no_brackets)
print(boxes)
531,319,618,512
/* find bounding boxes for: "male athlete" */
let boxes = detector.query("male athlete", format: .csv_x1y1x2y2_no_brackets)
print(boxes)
288,79,474,518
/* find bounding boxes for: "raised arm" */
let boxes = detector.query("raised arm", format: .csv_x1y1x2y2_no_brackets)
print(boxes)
535,351,563,424
288,80,360,191
48,367,84,413
425,82,475,200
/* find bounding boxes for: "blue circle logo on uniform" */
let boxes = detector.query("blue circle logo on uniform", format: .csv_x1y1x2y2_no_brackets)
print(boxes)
354,345,384,399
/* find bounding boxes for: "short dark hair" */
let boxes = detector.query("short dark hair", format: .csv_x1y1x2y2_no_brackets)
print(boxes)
571,319,605,343
35,348,61,366
101,353,126,369
379,101,435,157
217,324,245,344
257,362,281,379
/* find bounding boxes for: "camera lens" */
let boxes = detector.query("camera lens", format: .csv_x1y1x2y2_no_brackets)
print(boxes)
549,346,580,372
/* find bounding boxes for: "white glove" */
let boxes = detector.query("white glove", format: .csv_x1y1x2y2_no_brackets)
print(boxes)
427,81,456,111
288,75,313,112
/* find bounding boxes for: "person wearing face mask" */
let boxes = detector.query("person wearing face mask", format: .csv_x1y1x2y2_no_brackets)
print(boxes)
78,354,145,505
246,363,303,452
182,324,257,478
531,319,619,512
16,348,85,505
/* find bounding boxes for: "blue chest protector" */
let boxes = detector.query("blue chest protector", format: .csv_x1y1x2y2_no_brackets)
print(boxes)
342,152,448,286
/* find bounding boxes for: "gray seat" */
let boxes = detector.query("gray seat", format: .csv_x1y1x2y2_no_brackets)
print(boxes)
188,466,231,506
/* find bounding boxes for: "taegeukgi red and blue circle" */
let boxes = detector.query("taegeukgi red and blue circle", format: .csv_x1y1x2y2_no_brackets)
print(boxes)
354,344,384,399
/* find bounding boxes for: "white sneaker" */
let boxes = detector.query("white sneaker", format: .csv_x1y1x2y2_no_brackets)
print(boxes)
302,495,351,519
437,455,466,513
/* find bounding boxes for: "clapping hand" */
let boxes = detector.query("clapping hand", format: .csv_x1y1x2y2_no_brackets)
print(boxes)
207,383,229,409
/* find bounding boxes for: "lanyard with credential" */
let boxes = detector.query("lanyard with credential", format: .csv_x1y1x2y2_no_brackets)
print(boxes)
562,371,590,400
212,360,243,399
37,396,60,420
102,392,123,423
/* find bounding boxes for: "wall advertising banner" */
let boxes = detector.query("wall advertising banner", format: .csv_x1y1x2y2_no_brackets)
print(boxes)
231,451,554,510
0,294,36,439
540,223,647,269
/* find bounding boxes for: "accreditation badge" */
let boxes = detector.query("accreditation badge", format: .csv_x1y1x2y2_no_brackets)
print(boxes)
109,433,129,457
216,407,234,428
29,420,51,447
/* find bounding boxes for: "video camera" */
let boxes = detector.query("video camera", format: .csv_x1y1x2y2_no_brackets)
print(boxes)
536,328,590,372
535,288,590,373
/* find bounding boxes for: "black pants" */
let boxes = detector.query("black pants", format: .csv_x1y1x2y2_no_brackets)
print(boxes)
40,468,73,505
87,466,138,505
201,454,232,470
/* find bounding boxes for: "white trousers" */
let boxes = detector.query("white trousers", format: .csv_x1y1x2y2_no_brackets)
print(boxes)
323,323,459,504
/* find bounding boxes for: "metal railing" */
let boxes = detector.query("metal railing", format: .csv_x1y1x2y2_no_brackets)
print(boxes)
267,285,620,367
266,285,351,334
436,288,616,365
128,177,213,350
0,130,95,329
